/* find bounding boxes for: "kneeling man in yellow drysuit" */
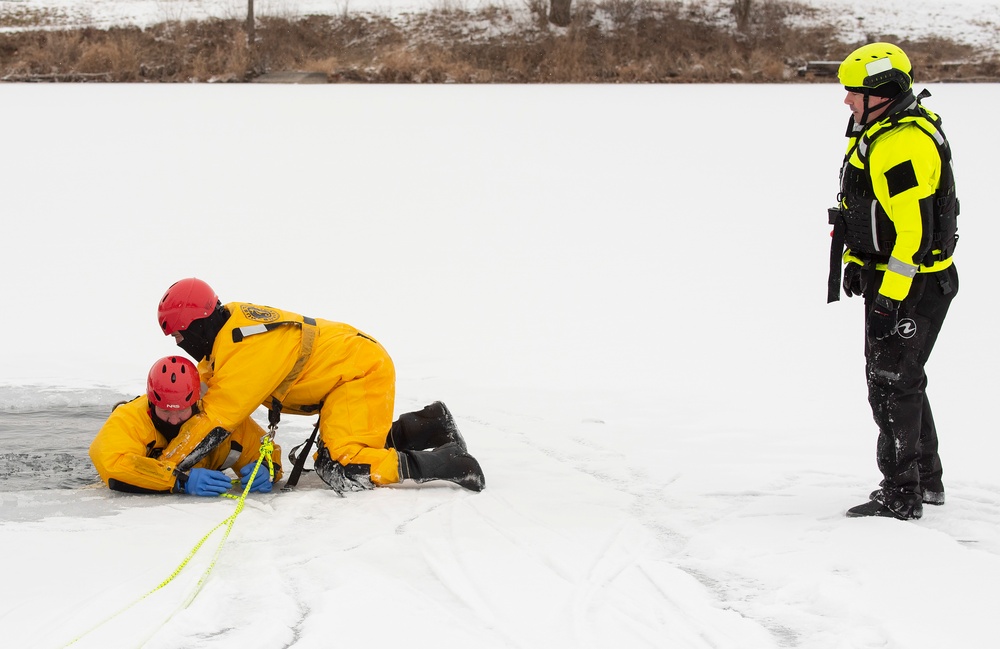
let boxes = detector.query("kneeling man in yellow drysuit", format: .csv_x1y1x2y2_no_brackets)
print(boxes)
151,277,484,494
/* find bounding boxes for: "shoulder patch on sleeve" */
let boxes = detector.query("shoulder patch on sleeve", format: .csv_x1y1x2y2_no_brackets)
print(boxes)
884,160,918,197
240,304,280,322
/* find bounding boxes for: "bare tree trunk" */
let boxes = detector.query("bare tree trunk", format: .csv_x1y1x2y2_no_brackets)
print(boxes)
731,0,752,34
246,0,256,44
549,0,571,27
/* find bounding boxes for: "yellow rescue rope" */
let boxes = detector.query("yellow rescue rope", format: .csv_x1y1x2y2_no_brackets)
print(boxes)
61,436,275,647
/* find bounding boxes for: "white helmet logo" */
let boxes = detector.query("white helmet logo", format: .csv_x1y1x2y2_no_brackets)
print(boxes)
896,318,917,339
865,58,893,77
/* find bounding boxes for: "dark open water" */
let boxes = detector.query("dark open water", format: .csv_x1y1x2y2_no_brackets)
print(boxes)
0,386,133,491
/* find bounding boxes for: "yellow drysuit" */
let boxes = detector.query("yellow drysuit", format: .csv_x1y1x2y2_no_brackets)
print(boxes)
90,396,283,493
162,303,399,486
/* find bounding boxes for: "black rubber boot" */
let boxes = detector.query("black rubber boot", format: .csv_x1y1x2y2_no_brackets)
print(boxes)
386,401,467,452
848,490,922,520
400,442,485,492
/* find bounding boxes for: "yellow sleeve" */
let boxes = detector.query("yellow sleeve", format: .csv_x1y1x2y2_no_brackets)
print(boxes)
869,125,941,301
161,324,301,468
89,397,180,492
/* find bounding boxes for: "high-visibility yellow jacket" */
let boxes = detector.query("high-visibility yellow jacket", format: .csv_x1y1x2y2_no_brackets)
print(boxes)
89,396,283,493
839,100,958,301
161,303,399,485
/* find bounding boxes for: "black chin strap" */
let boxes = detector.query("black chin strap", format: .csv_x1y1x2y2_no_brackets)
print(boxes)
859,89,876,127
857,89,916,128
860,90,898,126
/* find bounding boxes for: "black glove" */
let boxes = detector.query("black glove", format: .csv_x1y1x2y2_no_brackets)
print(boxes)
842,263,864,298
314,448,374,494
867,295,898,342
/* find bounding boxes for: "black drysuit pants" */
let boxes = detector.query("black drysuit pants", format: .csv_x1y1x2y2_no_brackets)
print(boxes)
864,264,958,503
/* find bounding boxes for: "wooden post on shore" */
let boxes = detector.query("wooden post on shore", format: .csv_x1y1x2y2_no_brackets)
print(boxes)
246,0,256,44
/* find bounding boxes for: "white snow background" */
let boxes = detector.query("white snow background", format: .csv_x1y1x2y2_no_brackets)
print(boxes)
3,2,1000,649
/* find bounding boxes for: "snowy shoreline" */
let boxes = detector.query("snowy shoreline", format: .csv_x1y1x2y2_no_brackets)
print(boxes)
2,0,999,54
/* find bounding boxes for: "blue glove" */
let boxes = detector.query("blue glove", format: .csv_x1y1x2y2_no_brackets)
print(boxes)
240,463,272,493
181,468,233,497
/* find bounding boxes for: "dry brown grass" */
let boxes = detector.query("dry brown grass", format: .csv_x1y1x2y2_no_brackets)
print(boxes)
0,1,996,83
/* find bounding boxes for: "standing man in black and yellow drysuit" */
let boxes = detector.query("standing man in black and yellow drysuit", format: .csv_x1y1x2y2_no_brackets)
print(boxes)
153,277,485,494
90,356,283,495
827,43,960,520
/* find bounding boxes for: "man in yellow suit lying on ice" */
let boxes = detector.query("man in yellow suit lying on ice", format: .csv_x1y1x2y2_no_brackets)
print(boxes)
90,355,283,495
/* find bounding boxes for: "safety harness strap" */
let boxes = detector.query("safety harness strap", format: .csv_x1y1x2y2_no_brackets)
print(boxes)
272,318,317,404
231,316,317,417
282,421,320,490
828,208,847,303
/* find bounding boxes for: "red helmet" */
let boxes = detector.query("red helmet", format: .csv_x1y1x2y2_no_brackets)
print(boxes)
158,278,218,335
147,356,201,410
